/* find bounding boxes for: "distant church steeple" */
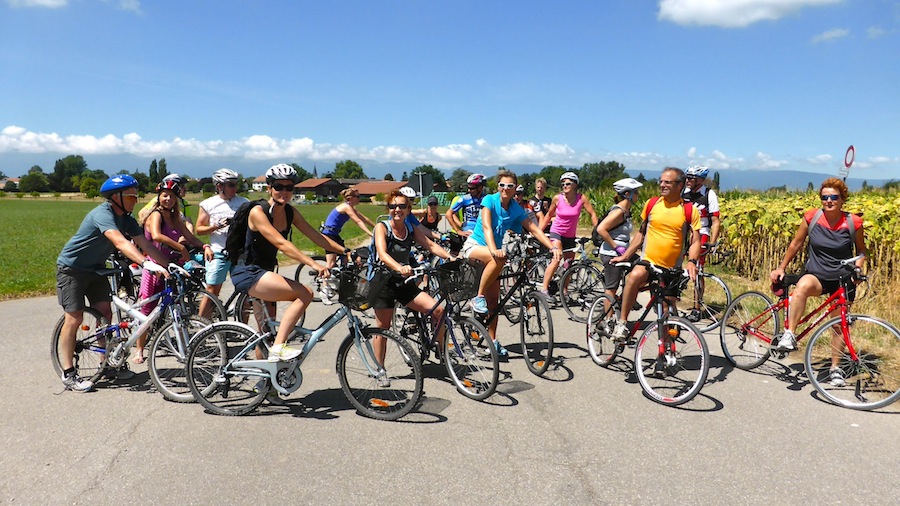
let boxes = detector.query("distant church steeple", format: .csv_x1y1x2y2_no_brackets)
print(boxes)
313,165,318,178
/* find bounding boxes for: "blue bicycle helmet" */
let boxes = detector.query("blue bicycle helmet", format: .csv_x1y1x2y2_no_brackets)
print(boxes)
100,175,139,198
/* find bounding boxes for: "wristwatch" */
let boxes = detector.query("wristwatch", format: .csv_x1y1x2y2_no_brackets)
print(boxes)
688,258,698,265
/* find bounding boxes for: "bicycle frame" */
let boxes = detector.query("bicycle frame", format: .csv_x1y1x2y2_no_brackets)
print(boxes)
740,282,859,360
223,302,382,396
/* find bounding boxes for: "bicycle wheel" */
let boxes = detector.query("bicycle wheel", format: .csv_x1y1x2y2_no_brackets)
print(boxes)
635,317,709,406
805,314,900,410
586,294,620,367
148,315,213,403
293,255,328,295
520,291,554,376
391,302,429,364
445,316,499,400
337,327,423,420
179,288,227,322
185,322,265,416
679,272,732,333
561,263,604,323
499,262,523,324
719,291,778,370
51,307,108,383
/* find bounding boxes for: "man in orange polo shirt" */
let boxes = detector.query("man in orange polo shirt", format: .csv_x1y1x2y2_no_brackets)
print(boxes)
610,167,701,340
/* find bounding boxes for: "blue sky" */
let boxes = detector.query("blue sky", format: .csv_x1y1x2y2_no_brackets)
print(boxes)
1,0,898,181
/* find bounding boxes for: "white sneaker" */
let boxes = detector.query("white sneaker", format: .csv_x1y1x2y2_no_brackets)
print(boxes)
829,368,847,387
775,330,797,351
319,289,335,305
269,343,302,362
612,320,629,342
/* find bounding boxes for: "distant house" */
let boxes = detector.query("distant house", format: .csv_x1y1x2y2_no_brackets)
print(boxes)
0,177,20,190
296,178,347,201
351,180,408,201
251,175,267,192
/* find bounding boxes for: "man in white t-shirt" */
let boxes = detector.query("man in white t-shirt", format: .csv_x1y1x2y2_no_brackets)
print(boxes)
195,169,249,315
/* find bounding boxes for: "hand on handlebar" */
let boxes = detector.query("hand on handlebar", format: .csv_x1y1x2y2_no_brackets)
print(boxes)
142,260,170,278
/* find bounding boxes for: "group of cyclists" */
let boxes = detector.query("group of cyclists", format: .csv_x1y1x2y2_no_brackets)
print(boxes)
56,162,867,398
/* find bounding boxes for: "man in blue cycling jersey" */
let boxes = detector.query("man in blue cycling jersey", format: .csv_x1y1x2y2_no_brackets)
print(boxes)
446,173,486,236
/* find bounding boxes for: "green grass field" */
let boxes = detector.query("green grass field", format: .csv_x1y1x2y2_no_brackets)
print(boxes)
0,195,398,299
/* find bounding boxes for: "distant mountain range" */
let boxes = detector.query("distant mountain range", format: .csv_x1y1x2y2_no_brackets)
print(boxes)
1,153,891,192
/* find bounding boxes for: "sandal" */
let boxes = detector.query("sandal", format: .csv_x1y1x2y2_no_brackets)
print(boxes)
132,354,145,364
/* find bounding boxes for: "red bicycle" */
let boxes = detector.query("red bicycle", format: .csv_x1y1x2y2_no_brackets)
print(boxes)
719,255,900,410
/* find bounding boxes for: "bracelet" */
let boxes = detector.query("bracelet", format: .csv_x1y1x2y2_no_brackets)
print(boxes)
202,244,211,249
688,258,698,265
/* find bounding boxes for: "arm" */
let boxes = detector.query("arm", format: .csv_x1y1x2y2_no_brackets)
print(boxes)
685,228,701,280
709,214,721,248
479,206,503,259
345,205,374,236
248,207,326,275
523,218,562,262
414,226,451,260
290,206,347,255
770,218,810,283
597,207,626,250
446,206,464,234
194,206,217,236
582,198,600,228
146,212,190,261
538,196,558,231
854,221,867,271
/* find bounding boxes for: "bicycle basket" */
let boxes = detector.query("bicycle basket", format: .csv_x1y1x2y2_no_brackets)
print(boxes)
436,259,480,303
338,269,371,311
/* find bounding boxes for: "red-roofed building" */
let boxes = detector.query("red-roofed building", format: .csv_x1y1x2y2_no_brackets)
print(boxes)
296,178,347,201
351,180,407,200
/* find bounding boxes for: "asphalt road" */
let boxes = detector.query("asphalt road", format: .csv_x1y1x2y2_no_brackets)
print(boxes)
2,270,898,505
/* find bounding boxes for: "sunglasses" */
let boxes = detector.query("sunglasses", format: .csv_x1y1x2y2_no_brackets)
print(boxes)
428,202,437,206
685,176,699,181
561,182,574,187
387,203,409,210
122,193,139,200
497,182,517,190
820,194,840,201
271,184,295,192
223,182,238,188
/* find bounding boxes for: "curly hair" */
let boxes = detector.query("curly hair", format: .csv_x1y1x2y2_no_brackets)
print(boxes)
386,190,410,208
820,177,849,201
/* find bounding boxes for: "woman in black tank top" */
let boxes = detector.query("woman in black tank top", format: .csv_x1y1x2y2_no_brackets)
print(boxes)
371,190,454,371
230,166,347,362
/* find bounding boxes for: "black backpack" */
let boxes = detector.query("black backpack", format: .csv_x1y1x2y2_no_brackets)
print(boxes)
224,199,293,263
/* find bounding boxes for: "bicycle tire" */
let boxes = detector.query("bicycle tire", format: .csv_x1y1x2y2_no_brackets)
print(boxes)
586,294,620,367
293,254,328,295
560,263,604,323
445,316,499,400
336,327,423,421
679,272,732,332
804,314,900,411
179,288,227,322
51,307,108,383
719,291,778,370
185,322,265,416
520,291,554,376
148,314,213,403
499,261,523,324
391,302,429,365
634,317,709,406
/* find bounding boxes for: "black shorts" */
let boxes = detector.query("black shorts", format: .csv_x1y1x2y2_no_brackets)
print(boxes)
56,266,112,312
601,255,628,291
231,264,269,294
814,274,856,302
371,276,422,309
548,233,576,252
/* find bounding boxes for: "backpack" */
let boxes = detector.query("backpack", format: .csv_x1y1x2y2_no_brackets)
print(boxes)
641,196,694,255
224,199,293,263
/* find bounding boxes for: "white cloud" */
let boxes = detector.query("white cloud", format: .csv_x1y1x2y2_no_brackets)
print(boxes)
6,0,67,7
867,26,888,39
811,28,850,43
658,0,842,28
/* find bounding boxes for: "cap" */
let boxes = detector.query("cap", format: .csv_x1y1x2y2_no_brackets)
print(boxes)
427,196,438,205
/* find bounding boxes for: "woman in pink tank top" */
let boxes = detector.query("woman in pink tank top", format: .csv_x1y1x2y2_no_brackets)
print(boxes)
538,172,599,298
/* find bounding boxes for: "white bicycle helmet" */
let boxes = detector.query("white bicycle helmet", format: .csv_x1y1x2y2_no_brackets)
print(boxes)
466,173,486,186
515,184,525,193
560,171,579,184
213,168,239,184
265,163,300,184
685,165,710,179
399,186,417,198
613,178,643,194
